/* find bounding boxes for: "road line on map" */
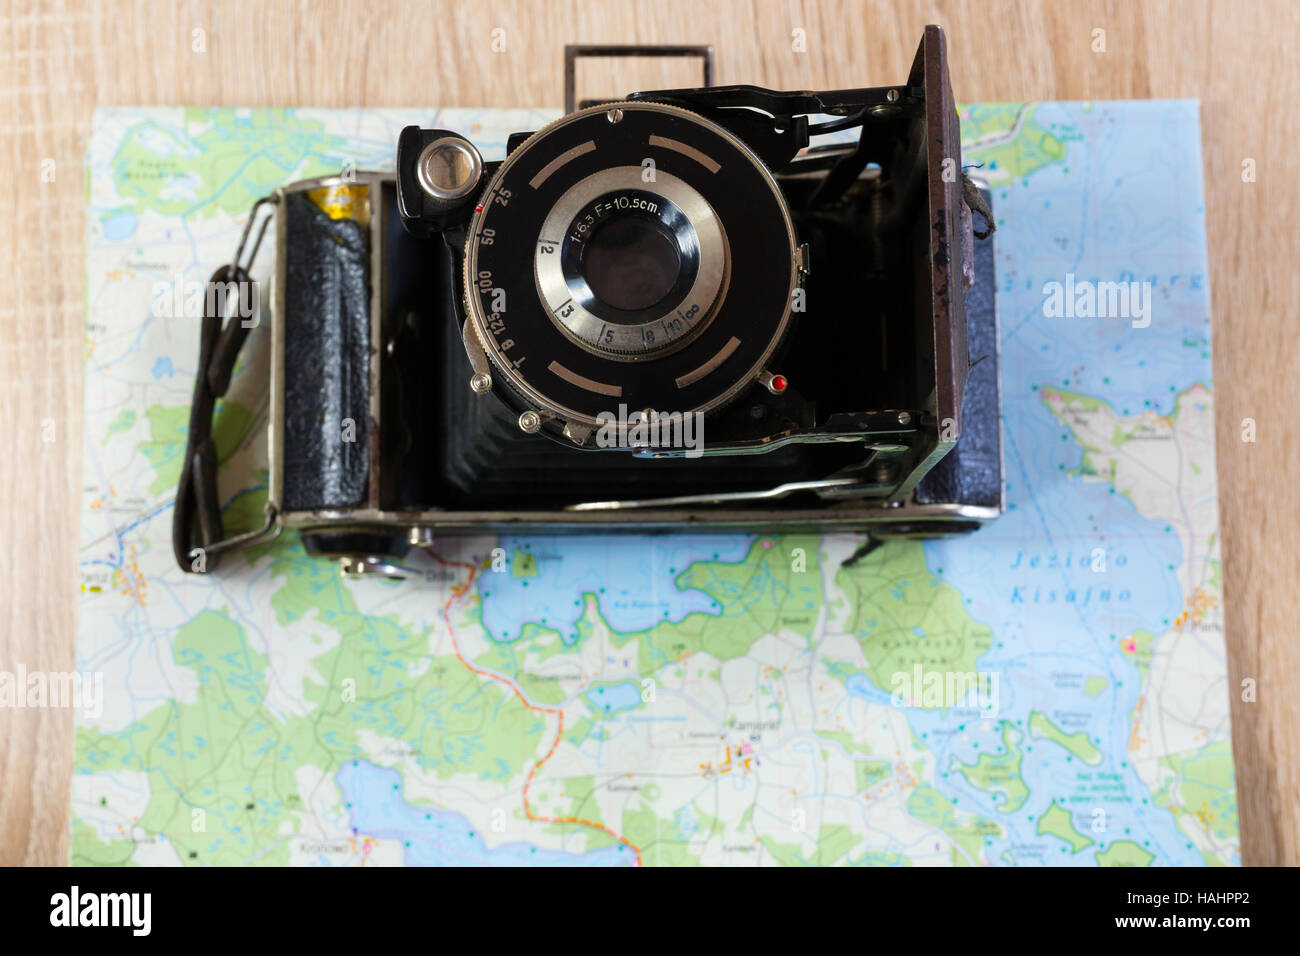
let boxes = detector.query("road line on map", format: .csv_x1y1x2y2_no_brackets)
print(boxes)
428,548,644,866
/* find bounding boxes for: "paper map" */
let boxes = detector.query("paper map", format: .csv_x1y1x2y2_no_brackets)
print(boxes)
74,101,1236,866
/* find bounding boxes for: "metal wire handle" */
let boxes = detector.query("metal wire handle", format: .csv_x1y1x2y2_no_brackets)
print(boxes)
172,195,281,573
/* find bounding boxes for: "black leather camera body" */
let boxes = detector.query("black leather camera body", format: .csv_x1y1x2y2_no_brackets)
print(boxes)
174,26,1002,577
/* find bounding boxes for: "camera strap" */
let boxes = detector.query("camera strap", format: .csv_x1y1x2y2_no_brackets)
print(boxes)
172,196,281,573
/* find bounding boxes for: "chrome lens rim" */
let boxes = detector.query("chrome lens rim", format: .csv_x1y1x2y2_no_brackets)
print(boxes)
535,166,728,361
463,101,799,431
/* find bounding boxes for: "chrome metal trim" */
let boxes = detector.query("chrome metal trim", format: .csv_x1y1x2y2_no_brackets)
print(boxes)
276,497,1001,532
415,137,483,200
338,554,408,580
528,140,596,189
647,134,721,173
270,186,287,514
547,360,623,397
675,335,740,388
567,477,863,510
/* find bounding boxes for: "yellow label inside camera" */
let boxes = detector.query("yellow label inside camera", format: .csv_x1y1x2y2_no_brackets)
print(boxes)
305,183,371,230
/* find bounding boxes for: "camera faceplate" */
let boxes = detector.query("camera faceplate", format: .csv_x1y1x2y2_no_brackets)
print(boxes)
463,101,799,440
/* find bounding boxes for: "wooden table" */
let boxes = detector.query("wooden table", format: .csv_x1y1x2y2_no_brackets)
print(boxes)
2,0,1296,865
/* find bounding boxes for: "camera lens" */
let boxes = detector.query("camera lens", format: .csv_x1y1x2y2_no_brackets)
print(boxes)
472,101,796,427
581,214,681,314
538,175,718,359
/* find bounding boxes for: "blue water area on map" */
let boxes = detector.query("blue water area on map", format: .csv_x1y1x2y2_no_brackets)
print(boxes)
100,211,138,240
151,356,174,379
335,760,630,866
845,674,891,705
477,534,754,642
584,681,643,715
986,101,1211,414
910,99,1220,865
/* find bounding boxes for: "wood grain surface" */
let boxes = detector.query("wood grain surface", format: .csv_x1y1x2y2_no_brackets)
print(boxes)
2,0,1296,866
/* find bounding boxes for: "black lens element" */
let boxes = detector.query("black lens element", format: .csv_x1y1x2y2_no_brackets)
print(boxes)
581,215,681,313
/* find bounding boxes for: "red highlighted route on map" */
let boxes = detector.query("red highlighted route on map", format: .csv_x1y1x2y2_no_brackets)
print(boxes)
428,548,643,866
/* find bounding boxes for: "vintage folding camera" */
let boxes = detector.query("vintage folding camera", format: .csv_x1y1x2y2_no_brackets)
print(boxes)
174,25,1002,577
